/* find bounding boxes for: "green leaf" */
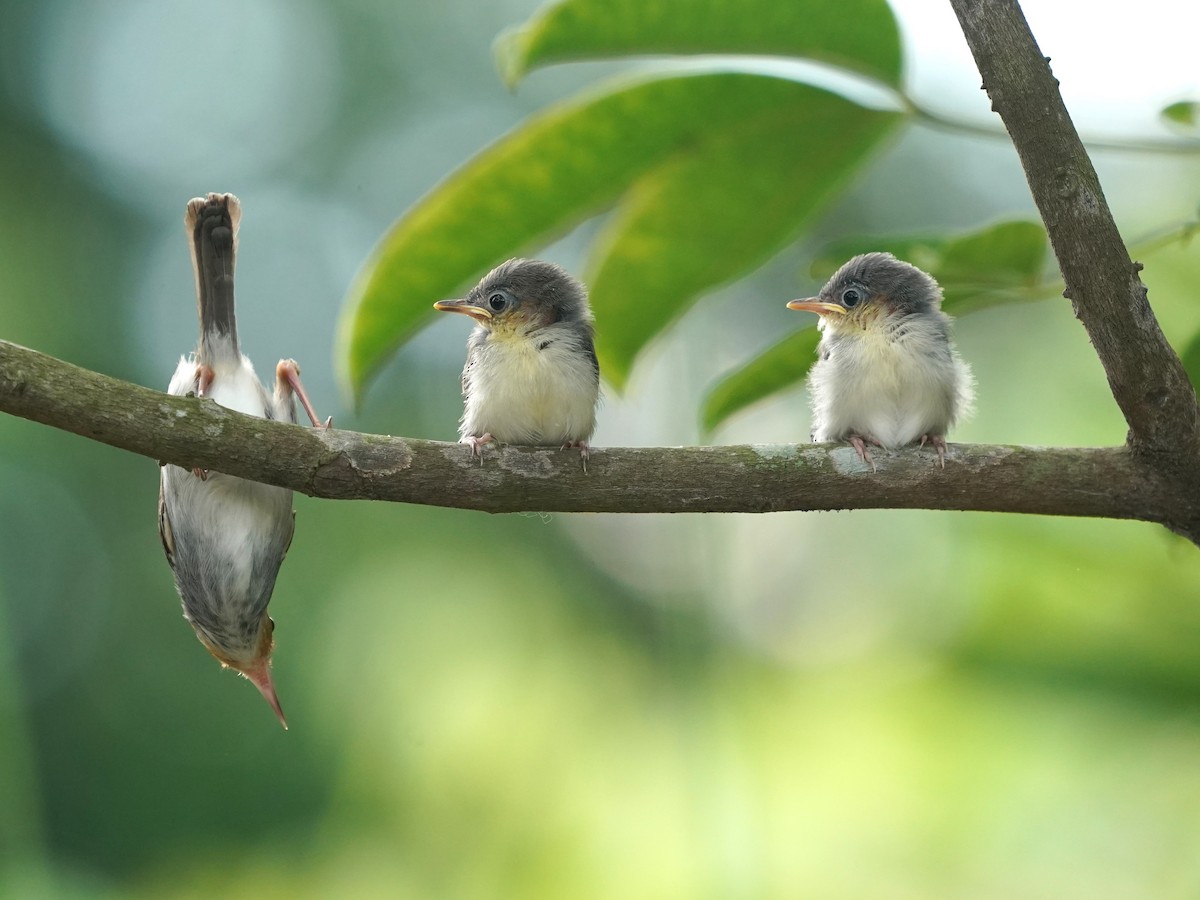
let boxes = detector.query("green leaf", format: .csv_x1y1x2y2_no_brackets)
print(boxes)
700,220,1050,432
702,327,820,433
811,219,1050,314
1182,329,1200,392
1162,100,1200,132
589,90,900,388
495,0,903,90
337,68,901,401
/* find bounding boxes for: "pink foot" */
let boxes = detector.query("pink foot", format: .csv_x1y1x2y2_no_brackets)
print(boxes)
465,433,495,465
562,440,591,473
276,359,331,428
195,364,215,398
848,433,883,473
920,434,947,468
189,369,213,481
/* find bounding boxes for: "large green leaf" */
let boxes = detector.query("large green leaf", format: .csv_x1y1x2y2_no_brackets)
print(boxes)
811,219,1050,314
701,220,1049,432
588,91,900,388
702,328,820,434
495,0,903,89
337,69,900,401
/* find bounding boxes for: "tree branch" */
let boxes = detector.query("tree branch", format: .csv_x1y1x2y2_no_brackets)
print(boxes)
948,0,1200,461
1,3,1197,543
0,339,1189,530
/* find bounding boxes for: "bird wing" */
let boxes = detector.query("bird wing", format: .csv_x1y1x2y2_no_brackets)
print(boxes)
280,510,297,563
579,332,600,383
157,475,176,569
461,342,480,398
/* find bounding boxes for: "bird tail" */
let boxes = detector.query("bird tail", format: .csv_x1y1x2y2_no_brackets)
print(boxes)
185,193,241,364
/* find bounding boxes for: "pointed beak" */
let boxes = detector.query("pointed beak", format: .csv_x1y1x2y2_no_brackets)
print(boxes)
787,298,846,316
241,660,288,730
434,298,492,322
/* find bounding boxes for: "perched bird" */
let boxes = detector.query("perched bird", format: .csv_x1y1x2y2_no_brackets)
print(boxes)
434,258,600,467
787,252,973,469
158,192,328,729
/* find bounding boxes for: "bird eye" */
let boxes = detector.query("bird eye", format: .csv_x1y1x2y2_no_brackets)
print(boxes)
488,292,508,311
841,288,861,308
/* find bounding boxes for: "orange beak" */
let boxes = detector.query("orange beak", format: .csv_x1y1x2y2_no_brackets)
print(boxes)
434,298,492,322
240,659,288,730
787,298,847,316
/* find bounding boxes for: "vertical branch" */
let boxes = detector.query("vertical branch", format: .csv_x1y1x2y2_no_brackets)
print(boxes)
948,0,1200,458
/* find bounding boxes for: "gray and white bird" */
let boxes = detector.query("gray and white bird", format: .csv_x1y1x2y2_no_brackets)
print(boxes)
787,252,973,468
434,258,600,467
158,193,327,729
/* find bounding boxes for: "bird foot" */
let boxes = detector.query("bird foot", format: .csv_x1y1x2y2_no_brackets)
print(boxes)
465,434,495,465
195,364,215,398
848,434,883,473
920,434,947,468
562,440,590,473
276,359,331,428
192,467,209,480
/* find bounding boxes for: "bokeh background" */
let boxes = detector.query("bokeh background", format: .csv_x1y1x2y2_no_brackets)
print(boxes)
2,1,1200,897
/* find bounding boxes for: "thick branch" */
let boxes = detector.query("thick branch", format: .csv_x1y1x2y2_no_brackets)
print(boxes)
949,0,1200,459
0,340,1190,531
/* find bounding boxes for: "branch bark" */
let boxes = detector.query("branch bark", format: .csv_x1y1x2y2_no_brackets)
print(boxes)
0,3,1197,542
0,339,1188,528
948,0,1200,461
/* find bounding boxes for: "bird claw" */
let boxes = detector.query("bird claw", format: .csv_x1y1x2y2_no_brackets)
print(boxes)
562,440,590,473
465,434,494,465
920,434,947,468
848,434,882,473
195,364,215,398
275,359,329,429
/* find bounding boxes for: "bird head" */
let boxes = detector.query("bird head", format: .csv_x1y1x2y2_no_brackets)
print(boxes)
191,613,287,729
787,252,943,331
433,258,591,339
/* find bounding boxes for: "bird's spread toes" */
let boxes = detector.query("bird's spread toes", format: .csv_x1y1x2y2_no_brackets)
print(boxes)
920,434,948,468
465,434,494,465
847,434,881,473
562,440,590,473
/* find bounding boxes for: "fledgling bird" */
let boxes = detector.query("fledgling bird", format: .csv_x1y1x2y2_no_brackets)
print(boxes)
433,258,600,468
787,252,973,469
158,192,328,729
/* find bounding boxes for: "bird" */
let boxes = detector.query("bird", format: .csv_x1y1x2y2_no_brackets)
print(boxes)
158,192,328,729
433,258,600,468
787,252,973,469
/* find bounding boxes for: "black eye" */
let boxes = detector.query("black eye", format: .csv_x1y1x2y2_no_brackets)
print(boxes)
488,292,508,311
841,288,861,308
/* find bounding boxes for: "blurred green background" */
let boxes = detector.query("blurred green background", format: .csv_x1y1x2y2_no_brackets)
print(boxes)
1,1,1199,898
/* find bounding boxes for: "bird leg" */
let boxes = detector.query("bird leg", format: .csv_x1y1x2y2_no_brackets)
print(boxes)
195,364,215,398
465,433,495,465
920,433,948,469
275,359,332,429
189,365,217,479
562,440,590,473
847,433,883,473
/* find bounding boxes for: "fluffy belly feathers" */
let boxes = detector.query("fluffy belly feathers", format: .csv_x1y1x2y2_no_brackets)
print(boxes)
462,338,597,444
811,329,963,447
